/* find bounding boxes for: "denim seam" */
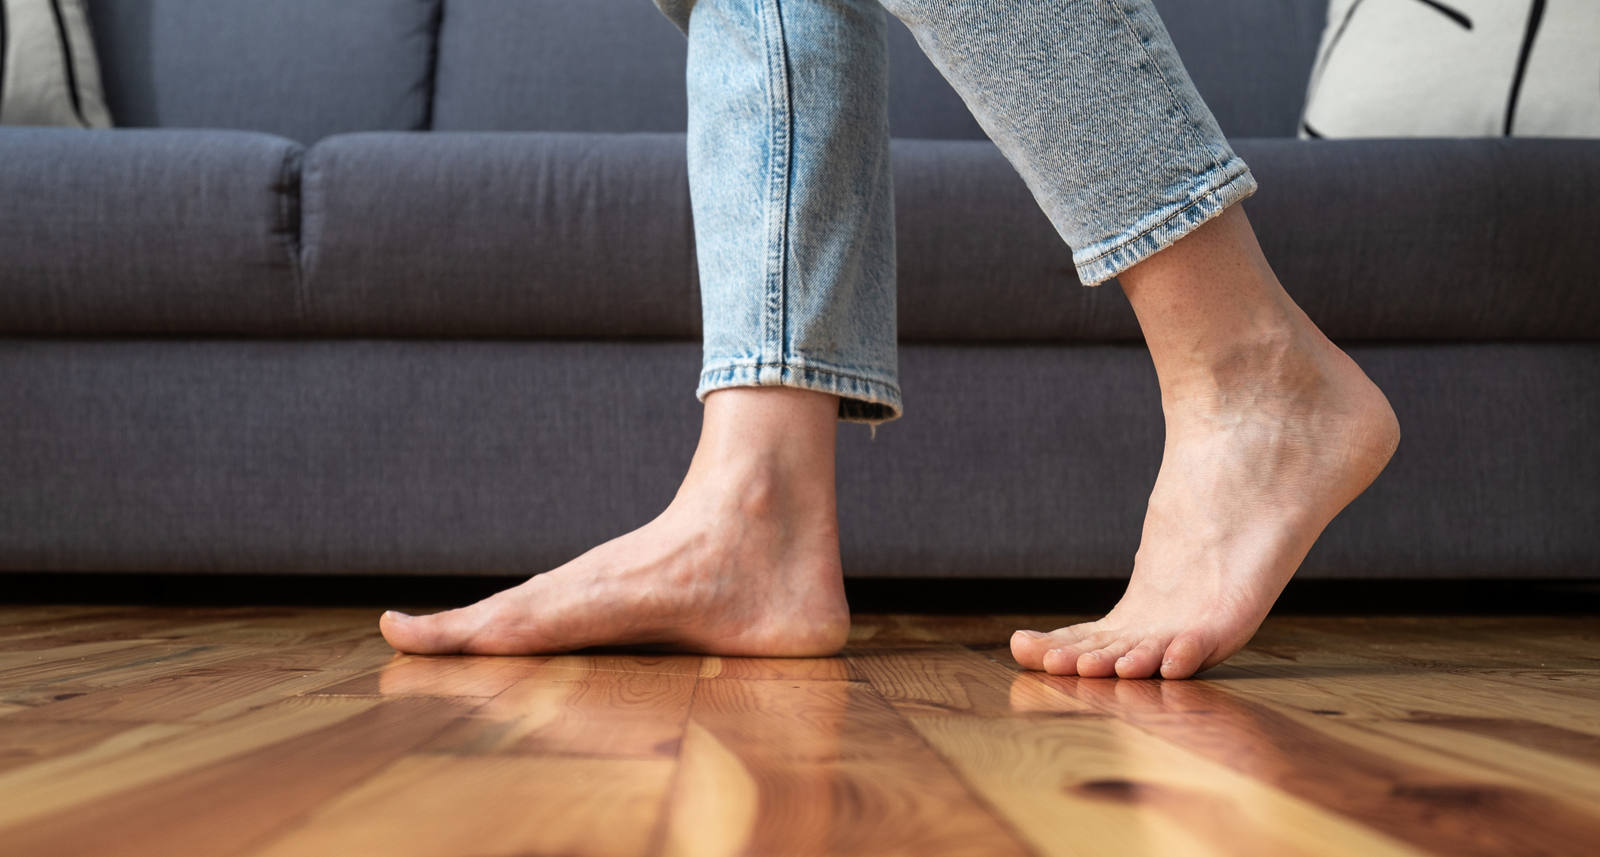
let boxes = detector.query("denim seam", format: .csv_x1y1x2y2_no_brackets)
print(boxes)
1072,161,1255,285
1099,0,1229,181
696,360,904,426
698,356,898,390
1075,159,1250,269
758,0,793,371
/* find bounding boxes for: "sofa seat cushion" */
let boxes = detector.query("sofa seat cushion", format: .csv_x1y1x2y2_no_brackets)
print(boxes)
0,127,304,334
299,132,1600,341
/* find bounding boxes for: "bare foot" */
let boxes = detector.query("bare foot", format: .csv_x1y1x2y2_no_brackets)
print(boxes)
1011,204,1401,679
379,388,850,658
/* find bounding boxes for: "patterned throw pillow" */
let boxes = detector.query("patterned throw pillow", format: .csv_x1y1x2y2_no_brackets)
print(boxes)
0,0,113,128
1300,0,1600,138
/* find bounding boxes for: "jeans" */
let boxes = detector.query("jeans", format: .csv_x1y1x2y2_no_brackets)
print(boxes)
653,0,1259,426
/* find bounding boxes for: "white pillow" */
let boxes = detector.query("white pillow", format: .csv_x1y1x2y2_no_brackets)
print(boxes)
1300,0,1600,139
0,0,113,128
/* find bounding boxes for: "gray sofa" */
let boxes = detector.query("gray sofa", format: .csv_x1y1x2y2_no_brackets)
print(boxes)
2,0,1596,582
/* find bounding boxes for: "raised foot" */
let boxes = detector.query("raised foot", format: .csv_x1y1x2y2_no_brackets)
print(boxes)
1012,331,1401,679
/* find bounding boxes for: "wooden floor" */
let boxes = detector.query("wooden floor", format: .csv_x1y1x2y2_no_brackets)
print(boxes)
0,606,1596,857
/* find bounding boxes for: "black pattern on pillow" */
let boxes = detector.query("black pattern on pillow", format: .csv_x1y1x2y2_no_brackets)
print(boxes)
1300,0,1600,139
0,0,113,128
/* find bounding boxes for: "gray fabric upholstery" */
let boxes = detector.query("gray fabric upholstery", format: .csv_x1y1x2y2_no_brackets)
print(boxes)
1152,0,1329,138
299,131,699,338
84,0,440,145
431,0,689,134
0,127,303,334
7,127,1595,341
292,133,1600,341
1240,137,1600,340
2,0,1594,585
2,339,1594,578
427,0,1328,140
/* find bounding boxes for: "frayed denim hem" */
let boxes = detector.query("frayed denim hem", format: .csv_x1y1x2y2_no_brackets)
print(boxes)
1072,158,1259,286
696,359,904,428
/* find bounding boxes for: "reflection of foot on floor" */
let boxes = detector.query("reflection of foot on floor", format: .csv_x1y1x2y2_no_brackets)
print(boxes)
1012,203,1401,679
379,387,851,658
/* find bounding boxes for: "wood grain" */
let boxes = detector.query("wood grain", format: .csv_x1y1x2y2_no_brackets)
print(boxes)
662,679,1035,856
0,606,1593,857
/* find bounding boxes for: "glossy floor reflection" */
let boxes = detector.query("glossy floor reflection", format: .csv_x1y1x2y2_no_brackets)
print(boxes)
0,606,1595,856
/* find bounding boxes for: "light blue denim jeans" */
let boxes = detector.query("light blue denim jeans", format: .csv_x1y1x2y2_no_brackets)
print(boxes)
653,0,1259,426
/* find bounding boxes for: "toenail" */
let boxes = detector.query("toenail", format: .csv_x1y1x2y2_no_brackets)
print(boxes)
1016,630,1046,640
384,610,412,620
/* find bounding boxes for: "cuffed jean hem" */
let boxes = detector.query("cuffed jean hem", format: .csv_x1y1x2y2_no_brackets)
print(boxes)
1070,157,1260,286
696,359,904,426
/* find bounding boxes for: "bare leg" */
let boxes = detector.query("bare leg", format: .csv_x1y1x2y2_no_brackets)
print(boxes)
379,386,850,657
1010,202,1401,678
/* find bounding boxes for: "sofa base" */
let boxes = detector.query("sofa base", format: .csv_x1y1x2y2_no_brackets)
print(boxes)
2,339,1594,579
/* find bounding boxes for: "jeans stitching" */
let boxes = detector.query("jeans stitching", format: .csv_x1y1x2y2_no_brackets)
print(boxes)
698,359,901,391
758,0,793,367
1099,0,1228,181
696,366,905,412
1074,161,1251,268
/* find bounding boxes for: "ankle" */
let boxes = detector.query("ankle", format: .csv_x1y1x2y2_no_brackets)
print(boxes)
675,387,839,519
1155,321,1324,408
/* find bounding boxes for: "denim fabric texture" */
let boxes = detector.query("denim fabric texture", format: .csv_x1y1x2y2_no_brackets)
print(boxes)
654,0,1259,424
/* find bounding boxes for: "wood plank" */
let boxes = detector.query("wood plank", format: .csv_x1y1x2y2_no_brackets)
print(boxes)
199,630,398,673
661,678,1037,857
418,664,695,759
242,755,675,857
9,667,365,723
1351,718,1600,806
1021,670,1600,857
848,643,1096,716
0,638,168,679
309,653,552,698
1217,655,1600,736
0,640,254,692
697,654,856,680
0,696,477,857
0,696,375,830
0,719,141,773
0,606,1594,857
858,645,1430,856
908,714,1424,857
545,653,706,676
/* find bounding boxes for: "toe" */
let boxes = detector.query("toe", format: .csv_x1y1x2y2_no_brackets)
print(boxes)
1042,646,1082,675
1011,622,1095,672
1114,640,1166,679
1041,632,1110,676
1009,629,1053,671
1076,641,1134,678
1159,634,1214,680
380,603,489,655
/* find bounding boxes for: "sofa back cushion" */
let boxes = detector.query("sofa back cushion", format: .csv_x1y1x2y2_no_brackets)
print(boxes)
430,0,689,134
1158,0,1329,138
430,0,1329,140
84,0,440,144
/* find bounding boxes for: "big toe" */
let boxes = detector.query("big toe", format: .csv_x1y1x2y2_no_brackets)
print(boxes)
380,605,486,654
1159,633,1215,680
1010,630,1054,670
